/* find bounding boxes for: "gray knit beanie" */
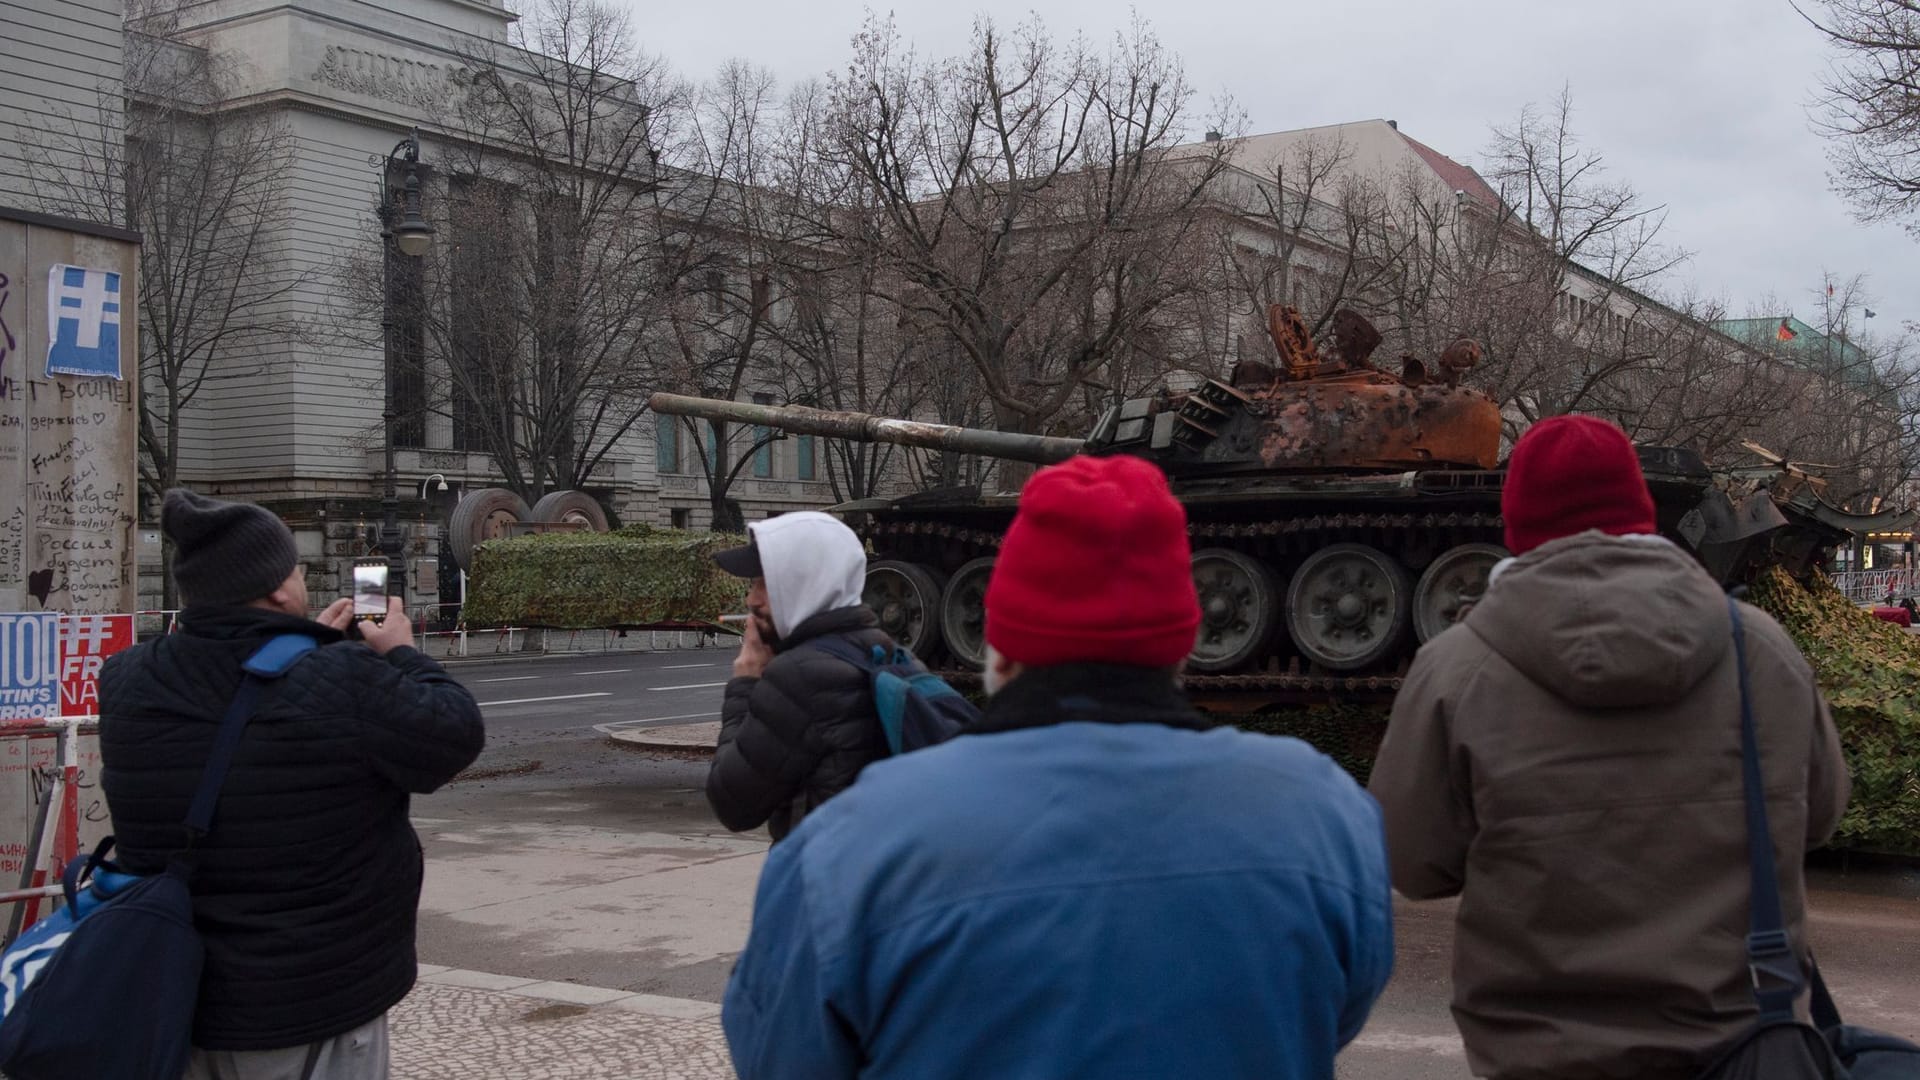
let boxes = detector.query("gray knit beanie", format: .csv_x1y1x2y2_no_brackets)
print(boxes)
162,489,300,606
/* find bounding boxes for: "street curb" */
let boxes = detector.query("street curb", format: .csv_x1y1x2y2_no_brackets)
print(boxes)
599,720,721,753
416,967,723,1021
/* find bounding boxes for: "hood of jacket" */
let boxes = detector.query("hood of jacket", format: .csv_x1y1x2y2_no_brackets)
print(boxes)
1465,530,1729,709
750,511,867,640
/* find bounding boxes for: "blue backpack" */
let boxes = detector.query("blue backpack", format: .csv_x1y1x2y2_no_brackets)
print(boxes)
0,633,317,1080
810,637,979,754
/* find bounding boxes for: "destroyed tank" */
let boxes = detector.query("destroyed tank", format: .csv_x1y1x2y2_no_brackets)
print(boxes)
650,306,1912,703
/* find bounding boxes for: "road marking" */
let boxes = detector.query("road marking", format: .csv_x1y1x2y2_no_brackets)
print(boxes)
478,692,614,707
477,675,541,683
660,663,718,670
576,669,631,676
594,712,718,733
648,682,728,691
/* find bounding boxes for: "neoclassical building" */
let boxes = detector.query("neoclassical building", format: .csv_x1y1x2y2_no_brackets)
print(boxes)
123,0,849,612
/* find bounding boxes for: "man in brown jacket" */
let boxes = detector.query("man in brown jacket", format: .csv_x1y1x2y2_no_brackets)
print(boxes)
1369,415,1850,1080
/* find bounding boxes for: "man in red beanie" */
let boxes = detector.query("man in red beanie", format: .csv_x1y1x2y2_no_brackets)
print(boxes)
722,453,1395,1079
1370,415,1849,1080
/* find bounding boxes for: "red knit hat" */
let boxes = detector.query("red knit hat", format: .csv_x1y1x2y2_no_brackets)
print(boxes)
986,455,1201,668
1502,415,1658,555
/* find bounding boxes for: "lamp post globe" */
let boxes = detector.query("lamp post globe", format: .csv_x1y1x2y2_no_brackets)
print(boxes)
394,220,434,258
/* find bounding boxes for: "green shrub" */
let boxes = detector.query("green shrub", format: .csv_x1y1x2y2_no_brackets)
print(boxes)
462,524,747,630
1749,567,1920,855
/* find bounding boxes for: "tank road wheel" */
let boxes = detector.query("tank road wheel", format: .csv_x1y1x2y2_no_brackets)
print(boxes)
939,556,997,669
865,561,946,657
1284,543,1412,671
529,489,610,531
1188,548,1280,673
1412,542,1508,643
450,488,532,570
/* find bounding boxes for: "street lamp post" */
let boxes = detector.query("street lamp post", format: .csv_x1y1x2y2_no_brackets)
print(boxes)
377,130,435,605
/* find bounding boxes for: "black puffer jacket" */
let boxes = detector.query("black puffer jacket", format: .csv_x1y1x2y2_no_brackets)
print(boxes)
707,606,891,842
97,606,484,1051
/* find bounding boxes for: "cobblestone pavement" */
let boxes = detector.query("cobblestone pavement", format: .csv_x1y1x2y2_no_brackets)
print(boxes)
391,967,732,1078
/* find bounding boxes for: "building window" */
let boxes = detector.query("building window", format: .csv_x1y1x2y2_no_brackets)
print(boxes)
655,414,678,473
449,174,516,454
704,422,718,473
798,435,816,481
670,508,690,529
706,269,726,314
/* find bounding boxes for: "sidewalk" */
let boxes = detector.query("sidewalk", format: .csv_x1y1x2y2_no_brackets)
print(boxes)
394,968,730,1078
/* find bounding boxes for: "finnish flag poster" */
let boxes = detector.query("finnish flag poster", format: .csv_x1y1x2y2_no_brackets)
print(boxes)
44,264,123,379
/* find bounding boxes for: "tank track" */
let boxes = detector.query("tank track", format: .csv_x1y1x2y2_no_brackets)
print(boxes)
866,509,1504,702
865,510,1502,551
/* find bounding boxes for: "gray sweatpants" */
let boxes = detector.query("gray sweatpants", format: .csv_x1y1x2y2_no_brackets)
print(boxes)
183,1014,388,1080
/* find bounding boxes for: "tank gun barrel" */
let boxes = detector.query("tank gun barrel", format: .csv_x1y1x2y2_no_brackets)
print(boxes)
648,393,1085,465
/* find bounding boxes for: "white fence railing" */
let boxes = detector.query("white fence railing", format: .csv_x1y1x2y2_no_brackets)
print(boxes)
1830,569,1918,604
135,606,723,658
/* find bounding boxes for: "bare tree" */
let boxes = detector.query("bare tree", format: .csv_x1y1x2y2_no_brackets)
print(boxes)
29,12,308,604
818,12,1232,479
648,60,801,532
1739,274,1920,508
756,79,944,501
1802,0,1920,229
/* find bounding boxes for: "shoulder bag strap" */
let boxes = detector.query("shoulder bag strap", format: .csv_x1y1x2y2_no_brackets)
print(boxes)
1728,597,1804,1021
1808,955,1844,1030
182,634,319,843
806,635,881,672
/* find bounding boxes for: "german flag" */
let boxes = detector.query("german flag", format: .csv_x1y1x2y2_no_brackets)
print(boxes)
1777,318,1797,342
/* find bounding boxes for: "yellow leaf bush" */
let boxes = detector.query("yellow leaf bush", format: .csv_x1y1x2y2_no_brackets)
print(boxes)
1749,567,1920,854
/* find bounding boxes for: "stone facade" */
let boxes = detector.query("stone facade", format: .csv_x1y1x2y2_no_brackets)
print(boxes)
125,0,864,615
0,0,124,215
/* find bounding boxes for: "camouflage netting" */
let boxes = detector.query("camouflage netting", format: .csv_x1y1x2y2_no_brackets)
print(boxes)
1227,705,1390,786
1750,567,1920,855
461,525,747,630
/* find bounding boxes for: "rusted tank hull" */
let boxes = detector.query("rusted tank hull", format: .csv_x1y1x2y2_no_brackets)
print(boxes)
1251,380,1502,471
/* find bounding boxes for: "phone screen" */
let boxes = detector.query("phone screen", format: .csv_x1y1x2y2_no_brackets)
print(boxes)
353,563,389,622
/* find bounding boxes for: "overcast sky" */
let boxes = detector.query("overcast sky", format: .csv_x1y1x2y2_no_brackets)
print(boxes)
619,0,1919,337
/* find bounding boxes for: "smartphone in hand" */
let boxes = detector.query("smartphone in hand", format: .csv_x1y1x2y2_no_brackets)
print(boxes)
352,560,390,624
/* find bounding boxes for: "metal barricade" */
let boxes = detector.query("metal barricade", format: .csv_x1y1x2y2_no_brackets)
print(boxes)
0,717,98,937
1831,569,1917,604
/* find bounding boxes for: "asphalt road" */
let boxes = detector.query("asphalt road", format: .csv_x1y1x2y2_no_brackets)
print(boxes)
413,647,1920,1078
452,646,735,741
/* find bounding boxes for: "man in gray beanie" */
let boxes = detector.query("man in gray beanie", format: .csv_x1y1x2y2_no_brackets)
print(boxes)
97,490,486,1079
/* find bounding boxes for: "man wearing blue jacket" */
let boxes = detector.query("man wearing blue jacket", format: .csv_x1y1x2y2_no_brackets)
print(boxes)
722,454,1394,1079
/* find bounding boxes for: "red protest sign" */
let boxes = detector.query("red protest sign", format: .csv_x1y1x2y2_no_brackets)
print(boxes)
59,614,134,717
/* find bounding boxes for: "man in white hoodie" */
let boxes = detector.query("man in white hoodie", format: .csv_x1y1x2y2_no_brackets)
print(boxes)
705,511,893,841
